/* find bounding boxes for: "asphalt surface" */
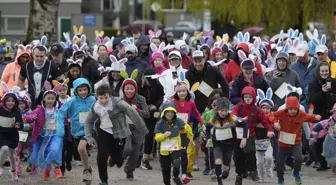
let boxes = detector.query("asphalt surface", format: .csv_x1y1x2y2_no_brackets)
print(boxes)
0,150,335,185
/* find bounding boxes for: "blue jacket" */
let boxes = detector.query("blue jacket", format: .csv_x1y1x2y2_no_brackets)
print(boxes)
56,78,96,137
290,58,318,89
328,50,336,61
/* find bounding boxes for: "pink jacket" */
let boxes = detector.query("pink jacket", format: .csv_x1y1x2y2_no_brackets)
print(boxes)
23,105,46,143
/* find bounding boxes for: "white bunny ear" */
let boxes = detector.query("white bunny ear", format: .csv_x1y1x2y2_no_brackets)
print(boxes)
313,29,318,39
80,43,87,51
257,89,266,100
266,88,273,99
237,50,247,61
1,81,9,93
119,58,128,64
306,30,314,41
150,43,158,52
182,32,188,41
72,44,79,52
158,42,165,52
109,55,117,63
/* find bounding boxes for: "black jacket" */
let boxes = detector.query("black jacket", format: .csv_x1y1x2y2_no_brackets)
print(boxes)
82,56,100,88
186,63,230,113
230,72,269,105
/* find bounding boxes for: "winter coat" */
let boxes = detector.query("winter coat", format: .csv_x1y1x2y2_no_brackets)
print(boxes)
159,65,187,102
185,63,230,113
290,57,318,89
224,59,264,83
231,87,273,137
56,78,96,137
230,72,269,105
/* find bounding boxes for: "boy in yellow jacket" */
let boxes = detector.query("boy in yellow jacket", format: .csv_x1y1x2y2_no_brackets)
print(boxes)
155,101,193,185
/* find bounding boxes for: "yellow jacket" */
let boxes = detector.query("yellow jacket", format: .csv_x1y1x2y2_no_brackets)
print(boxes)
326,57,336,78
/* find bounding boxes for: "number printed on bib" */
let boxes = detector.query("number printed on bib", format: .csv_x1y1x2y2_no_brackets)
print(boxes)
44,119,56,130
215,128,233,141
177,113,189,124
19,131,29,142
279,131,296,145
236,127,249,139
198,81,214,97
79,112,89,124
161,139,179,151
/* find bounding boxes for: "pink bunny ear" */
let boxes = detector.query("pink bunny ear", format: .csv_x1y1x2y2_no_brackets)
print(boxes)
293,38,299,48
18,44,25,51
209,30,215,36
103,36,110,45
109,55,117,63
150,43,158,52
237,50,247,61
72,44,79,52
53,84,63,92
1,81,9,93
26,44,32,51
286,38,292,46
95,36,102,45
81,35,86,44
44,81,52,91
156,30,162,37
80,43,87,51
148,29,155,37
158,42,165,52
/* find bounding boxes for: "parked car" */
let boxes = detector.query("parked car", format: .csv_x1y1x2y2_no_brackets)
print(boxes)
122,20,163,35
164,21,201,38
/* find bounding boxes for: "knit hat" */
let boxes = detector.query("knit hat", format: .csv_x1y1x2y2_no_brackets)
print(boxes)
276,52,289,63
285,96,300,110
257,88,274,109
237,50,255,69
150,42,165,61
216,97,231,110
120,69,138,100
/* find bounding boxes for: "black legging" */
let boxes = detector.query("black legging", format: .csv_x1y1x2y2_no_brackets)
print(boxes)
144,118,156,155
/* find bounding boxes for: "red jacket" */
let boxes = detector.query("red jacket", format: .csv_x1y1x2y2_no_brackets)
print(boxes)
232,87,273,137
224,59,264,83
271,97,318,147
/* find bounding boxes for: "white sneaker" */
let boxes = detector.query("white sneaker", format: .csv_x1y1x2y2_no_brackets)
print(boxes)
74,160,82,166
266,170,274,179
0,167,3,176
9,170,18,181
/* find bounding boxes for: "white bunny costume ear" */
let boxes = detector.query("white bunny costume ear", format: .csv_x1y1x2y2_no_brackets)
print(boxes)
110,55,128,71
257,88,274,108
1,81,20,105
151,42,165,62
67,58,83,67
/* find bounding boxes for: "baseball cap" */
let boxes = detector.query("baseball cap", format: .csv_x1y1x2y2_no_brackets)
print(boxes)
125,44,137,53
50,44,64,54
167,32,174,37
315,45,328,54
168,50,182,60
192,50,204,59
295,43,308,57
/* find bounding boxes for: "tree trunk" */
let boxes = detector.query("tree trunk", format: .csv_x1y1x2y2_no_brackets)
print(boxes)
26,0,60,44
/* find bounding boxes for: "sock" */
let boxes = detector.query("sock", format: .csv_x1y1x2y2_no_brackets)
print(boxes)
215,164,222,177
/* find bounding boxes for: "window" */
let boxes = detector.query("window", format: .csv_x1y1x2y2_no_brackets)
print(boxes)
103,0,114,10
0,18,4,32
7,18,26,31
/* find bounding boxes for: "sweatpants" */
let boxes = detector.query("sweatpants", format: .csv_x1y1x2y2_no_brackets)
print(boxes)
234,138,257,175
256,146,273,179
186,141,195,173
0,145,15,171
160,151,181,185
96,128,124,183
316,137,328,168
124,134,143,173
276,144,302,178
61,138,73,172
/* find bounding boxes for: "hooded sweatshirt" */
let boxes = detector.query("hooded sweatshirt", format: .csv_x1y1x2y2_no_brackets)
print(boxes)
56,78,96,137
231,86,273,137
0,49,31,96
271,97,318,147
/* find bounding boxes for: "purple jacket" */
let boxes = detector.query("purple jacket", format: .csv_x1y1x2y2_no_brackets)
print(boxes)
23,105,45,143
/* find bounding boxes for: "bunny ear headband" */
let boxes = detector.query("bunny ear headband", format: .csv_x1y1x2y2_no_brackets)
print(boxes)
98,66,113,75
257,88,274,108
120,69,138,80
60,32,72,49
148,29,162,39
95,36,110,47
31,35,47,50
72,34,87,47
18,44,32,53
67,58,83,67
73,25,84,36
43,81,63,96
237,50,256,70
287,28,299,39
1,81,20,100
216,33,229,43
286,84,302,96
199,36,213,49
72,43,87,55
234,31,250,45
110,55,128,71
52,78,70,88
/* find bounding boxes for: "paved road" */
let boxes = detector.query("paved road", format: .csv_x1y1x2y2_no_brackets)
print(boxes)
1,150,335,185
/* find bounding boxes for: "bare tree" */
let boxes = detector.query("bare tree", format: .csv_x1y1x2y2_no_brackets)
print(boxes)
26,0,60,44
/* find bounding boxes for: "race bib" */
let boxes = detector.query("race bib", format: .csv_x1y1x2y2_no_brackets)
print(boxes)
279,131,296,145
44,118,56,130
215,128,233,141
0,116,15,128
255,139,270,151
177,113,189,123
236,127,249,139
198,81,214,97
161,139,179,151
19,131,29,142
79,112,89,124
